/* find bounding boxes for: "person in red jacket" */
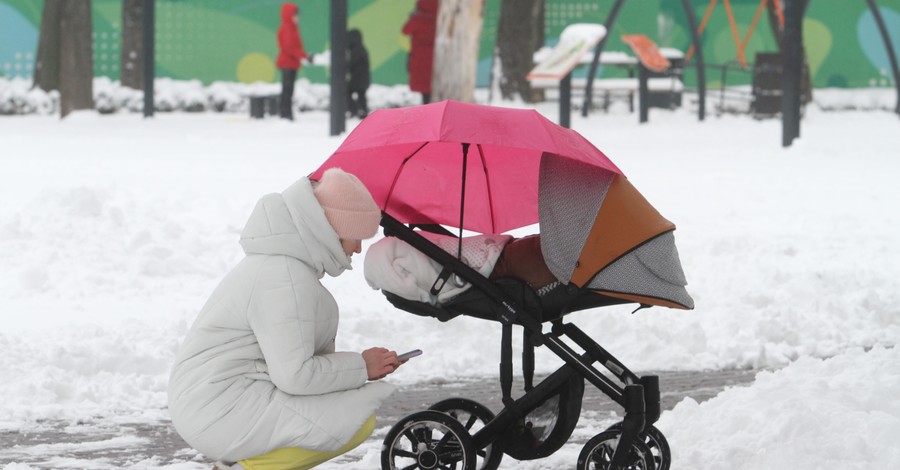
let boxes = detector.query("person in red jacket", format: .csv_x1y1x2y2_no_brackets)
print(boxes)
402,0,438,105
276,3,308,120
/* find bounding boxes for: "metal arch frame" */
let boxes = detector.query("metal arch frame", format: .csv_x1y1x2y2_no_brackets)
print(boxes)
581,0,707,121
783,0,900,147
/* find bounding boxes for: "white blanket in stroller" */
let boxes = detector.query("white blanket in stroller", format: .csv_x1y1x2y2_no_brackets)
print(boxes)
364,232,512,305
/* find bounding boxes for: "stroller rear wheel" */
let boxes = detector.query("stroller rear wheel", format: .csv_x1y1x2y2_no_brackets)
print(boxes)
429,398,503,470
577,430,656,470
604,422,671,470
381,410,477,470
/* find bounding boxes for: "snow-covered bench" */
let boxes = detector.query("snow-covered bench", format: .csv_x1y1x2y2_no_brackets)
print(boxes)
530,76,684,111
529,47,684,112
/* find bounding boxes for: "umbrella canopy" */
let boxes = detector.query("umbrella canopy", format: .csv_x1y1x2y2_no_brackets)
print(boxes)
311,100,622,234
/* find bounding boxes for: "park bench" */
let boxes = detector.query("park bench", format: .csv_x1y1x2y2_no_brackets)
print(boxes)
620,34,685,122
530,38,684,114
530,75,684,112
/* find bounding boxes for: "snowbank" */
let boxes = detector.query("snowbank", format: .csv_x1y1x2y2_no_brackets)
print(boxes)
0,100,898,467
657,345,900,469
312,346,900,469
0,77,420,116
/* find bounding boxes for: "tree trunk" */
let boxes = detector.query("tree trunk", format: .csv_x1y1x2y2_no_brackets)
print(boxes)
432,0,484,103
59,0,94,117
121,0,143,89
496,0,543,102
33,0,63,92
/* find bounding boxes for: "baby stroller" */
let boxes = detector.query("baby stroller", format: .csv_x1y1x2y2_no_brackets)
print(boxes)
312,101,693,470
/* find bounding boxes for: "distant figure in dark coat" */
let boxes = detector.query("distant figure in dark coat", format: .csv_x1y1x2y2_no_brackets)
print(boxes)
276,3,308,120
402,0,438,104
347,29,370,119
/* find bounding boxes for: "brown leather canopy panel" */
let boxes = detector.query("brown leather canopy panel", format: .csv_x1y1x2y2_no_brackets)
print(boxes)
570,175,675,287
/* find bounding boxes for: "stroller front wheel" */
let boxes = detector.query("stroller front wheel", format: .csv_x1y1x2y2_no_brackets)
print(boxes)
381,410,477,470
577,430,656,470
603,422,671,470
429,398,503,470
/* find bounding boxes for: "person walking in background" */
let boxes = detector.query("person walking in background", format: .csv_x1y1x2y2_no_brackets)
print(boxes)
276,3,308,120
402,0,438,105
168,168,401,470
347,29,370,119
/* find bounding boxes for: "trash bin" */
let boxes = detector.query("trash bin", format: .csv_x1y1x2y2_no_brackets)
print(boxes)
249,96,266,119
265,95,280,116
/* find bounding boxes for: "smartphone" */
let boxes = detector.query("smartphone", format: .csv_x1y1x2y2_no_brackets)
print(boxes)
397,349,423,361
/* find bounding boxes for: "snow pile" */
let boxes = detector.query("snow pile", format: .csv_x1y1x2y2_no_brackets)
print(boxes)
657,345,900,469
0,77,420,116
318,346,900,469
0,102,898,456
813,87,898,111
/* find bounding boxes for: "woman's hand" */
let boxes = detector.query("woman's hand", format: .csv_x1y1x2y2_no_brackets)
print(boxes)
362,347,401,380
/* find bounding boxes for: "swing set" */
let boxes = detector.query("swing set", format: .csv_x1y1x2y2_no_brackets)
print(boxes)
685,0,784,68
581,0,900,128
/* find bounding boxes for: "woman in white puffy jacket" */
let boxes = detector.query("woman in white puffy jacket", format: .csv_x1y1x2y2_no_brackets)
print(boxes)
168,168,400,470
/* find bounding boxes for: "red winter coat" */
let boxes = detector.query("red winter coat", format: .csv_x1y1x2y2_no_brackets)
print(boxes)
276,3,307,70
402,0,438,94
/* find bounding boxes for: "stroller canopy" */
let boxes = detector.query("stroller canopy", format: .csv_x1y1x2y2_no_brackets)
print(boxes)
539,155,694,310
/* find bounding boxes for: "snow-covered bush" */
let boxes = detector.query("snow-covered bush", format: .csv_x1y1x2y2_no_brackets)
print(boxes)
93,76,142,114
153,78,207,112
206,81,247,113
1,73,411,117
1,76,424,116
368,84,422,109
813,87,897,111
0,77,57,115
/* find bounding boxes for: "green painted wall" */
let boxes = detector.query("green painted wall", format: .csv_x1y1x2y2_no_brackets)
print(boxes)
1,0,897,88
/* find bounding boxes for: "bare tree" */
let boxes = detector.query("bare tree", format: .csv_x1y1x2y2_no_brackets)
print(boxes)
33,0,63,93
496,0,544,102
33,0,94,117
432,0,484,102
59,0,94,117
121,0,143,89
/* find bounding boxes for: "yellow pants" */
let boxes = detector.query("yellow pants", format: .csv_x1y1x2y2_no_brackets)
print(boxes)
239,415,376,470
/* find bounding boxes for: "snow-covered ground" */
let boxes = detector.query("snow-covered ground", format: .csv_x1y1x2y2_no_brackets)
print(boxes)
1,93,898,468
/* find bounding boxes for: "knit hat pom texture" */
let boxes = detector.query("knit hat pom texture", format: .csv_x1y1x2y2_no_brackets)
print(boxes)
313,168,381,240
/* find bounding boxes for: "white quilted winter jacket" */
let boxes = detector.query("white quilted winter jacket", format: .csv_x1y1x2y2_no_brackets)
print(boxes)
167,178,395,462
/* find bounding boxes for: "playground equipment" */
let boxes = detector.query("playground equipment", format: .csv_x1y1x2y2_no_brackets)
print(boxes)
782,0,899,146
581,0,707,121
527,25,685,126
527,24,607,128
685,0,785,69
620,34,685,123
579,0,899,138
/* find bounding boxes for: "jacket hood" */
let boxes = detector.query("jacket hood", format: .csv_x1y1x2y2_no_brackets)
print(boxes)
348,29,363,48
281,3,298,22
240,178,351,278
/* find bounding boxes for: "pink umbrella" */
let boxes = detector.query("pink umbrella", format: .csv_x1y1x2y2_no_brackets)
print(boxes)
311,100,622,234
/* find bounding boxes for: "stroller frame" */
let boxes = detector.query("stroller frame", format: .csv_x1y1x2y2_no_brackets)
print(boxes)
381,212,664,470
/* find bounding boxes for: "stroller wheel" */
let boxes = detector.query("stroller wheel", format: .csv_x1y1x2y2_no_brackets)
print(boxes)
429,398,503,470
381,410,477,470
577,430,656,470
604,422,671,470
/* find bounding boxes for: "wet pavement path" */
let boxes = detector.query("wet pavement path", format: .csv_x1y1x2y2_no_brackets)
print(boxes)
0,369,758,468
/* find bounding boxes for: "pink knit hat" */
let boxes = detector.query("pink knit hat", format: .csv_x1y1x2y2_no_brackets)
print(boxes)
313,168,381,240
